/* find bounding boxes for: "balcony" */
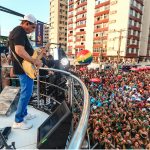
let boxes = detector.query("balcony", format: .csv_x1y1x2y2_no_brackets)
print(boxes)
127,44,139,49
75,38,86,42
68,20,73,24
125,53,139,58
68,46,72,48
76,24,86,29
93,52,107,57
129,15,142,23
94,27,109,33
68,39,73,42
67,52,73,55
68,27,73,30
95,0,110,9
76,17,86,22
69,1,74,5
76,9,87,16
76,1,87,8
128,25,141,32
68,33,73,36
93,44,107,48
75,45,85,48
95,10,110,17
68,14,73,18
128,34,140,41
94,18,109,25
69,8,74,12
130,5,143,14
93,36,108,41
76,31,86,35
147,47,150,50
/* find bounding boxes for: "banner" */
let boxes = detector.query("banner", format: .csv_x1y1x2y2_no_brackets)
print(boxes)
35,23,43,47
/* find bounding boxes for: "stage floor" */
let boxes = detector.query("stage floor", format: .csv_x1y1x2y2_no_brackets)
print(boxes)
0,106,49,149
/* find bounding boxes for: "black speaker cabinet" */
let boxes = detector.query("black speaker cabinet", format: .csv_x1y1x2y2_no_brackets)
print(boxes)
0,86,20,116
37,101,72,149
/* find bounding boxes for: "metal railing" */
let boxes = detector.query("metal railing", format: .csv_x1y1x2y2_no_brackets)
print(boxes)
40,68,90,149
1,66,90,149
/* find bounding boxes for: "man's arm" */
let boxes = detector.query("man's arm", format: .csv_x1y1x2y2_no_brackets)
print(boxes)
15,45,41,66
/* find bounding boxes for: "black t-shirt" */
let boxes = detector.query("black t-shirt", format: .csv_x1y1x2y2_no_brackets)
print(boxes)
9,26,34,74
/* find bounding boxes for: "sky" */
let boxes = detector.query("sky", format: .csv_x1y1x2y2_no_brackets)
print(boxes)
0,0,50,36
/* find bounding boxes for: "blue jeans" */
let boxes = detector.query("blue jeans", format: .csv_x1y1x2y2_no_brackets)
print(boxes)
15,74,34,123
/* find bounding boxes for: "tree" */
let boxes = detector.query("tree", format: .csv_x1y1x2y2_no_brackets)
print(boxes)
0,37,8,44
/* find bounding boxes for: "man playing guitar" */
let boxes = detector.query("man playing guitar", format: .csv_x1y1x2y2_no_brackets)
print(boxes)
9,14,42,130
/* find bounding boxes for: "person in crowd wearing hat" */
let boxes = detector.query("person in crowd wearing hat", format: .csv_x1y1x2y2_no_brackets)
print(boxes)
9,14,42,130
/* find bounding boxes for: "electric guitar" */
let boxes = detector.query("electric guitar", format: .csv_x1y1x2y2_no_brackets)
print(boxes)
22,43,51,79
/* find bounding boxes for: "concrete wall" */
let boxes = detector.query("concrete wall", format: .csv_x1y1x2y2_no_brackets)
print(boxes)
107,0,131,57
85,0,95,53
139,0,150,56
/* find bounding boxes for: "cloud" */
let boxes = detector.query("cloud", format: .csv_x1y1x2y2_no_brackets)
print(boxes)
2,30,10,33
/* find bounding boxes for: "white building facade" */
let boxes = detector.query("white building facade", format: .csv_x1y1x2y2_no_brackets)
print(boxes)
67,0,150,62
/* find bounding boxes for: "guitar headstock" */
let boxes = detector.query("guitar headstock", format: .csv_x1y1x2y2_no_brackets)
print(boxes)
47,42,51,47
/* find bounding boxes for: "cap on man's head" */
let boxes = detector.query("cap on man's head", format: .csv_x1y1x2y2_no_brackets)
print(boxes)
19,14,37,24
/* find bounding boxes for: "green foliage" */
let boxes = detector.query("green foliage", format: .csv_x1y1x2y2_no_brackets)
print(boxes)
0,37,8,44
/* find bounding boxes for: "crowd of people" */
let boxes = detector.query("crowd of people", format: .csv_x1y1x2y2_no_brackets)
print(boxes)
70,65,150,149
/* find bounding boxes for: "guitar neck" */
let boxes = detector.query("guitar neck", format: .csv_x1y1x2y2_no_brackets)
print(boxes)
37,44,50,60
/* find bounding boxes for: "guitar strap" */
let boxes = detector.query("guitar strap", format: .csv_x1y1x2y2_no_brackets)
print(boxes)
9,48,29,76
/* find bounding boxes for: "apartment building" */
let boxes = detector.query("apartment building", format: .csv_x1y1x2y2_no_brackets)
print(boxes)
43,21,50,47
67,0,150,62
49,0,68,49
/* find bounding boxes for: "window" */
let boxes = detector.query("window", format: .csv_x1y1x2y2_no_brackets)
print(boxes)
130,9,133,15
139,14,142,20
136,2,139,8
135,11,138,18
69,4,74,9
127,39,130,44
104,14,109,19
129,19,132,25
131,48,134,53
133,30,136,36
136,49,138,53
128,29,131,35
138,23,141,28
132,39,135,44
103,23,108,28
138,31,140,37
80,29,84,31
134,21,137,27
126,48,129,53
104,5,110,10
137,40,139,45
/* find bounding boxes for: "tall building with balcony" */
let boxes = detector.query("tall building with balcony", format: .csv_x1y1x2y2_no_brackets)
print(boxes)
43,21,50,47
67,0,150,62
49,0,68,49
